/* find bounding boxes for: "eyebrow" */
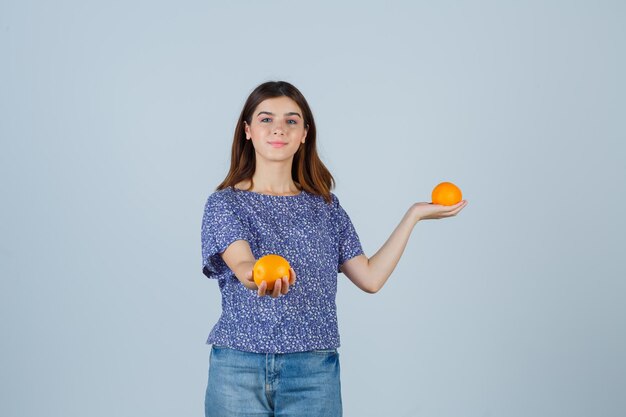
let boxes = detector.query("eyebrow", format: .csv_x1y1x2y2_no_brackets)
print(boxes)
256,111,302,119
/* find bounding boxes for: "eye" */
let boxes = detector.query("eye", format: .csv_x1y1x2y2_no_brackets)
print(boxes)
261,118,271,123
287,120,297,125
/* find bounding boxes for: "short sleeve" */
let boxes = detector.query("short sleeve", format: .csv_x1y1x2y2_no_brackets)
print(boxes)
332,194,364,273
200,192,251,279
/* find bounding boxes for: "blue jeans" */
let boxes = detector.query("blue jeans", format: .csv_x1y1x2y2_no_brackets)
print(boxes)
205,345,342,417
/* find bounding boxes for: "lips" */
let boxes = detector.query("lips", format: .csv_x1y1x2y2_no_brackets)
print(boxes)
268,141,287,148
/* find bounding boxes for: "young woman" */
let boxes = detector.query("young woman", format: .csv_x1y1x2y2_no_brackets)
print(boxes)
200,80,467,417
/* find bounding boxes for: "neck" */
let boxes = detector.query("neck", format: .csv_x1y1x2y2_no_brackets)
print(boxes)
250,160,299,194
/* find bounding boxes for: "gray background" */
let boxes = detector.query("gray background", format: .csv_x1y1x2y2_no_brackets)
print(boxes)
1,1,625,416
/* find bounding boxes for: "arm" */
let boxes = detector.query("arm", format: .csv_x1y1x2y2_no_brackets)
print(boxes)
340,200,467,294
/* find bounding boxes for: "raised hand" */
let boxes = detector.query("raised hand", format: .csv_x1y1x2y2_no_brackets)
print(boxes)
410,200,468,222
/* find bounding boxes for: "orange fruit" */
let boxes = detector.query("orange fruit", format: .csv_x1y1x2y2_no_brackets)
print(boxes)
432,181,463,206
253,254,291,291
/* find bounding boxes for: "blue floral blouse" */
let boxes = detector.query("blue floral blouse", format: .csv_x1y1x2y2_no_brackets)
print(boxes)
200,186,364,353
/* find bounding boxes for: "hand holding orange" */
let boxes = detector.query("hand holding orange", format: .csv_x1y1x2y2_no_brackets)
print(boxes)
432,181,463,206
408,181,467,221
253,254,291,291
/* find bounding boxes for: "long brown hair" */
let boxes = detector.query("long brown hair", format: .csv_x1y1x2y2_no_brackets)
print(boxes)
216,81,335,204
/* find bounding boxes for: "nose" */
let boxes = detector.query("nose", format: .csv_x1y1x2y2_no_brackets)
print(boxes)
273,120,286,135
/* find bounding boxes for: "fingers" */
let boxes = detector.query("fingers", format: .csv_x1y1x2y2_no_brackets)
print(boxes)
436,200,467,218
258,274,294,298
256,277,285,298
289,268,296,285
255,268,297,298
272,278,282,298
446,200,467,216
281,276,290,295
455,200,468,212
273,276,292,298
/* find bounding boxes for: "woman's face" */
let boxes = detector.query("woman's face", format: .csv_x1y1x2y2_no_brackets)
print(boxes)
244,96,308,162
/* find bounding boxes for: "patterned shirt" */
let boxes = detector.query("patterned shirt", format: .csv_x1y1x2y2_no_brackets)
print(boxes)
200,186,364,353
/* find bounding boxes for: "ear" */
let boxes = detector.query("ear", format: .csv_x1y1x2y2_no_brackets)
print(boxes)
244,121,251,139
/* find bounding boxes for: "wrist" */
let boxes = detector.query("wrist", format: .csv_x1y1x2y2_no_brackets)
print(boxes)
407,205,421,225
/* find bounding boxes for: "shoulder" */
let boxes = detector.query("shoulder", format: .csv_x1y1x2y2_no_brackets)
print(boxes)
327,192,356,221
302,190,338,209
308,192,342,218
310,191,341,210
328,192,342,208
204,187,237,211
